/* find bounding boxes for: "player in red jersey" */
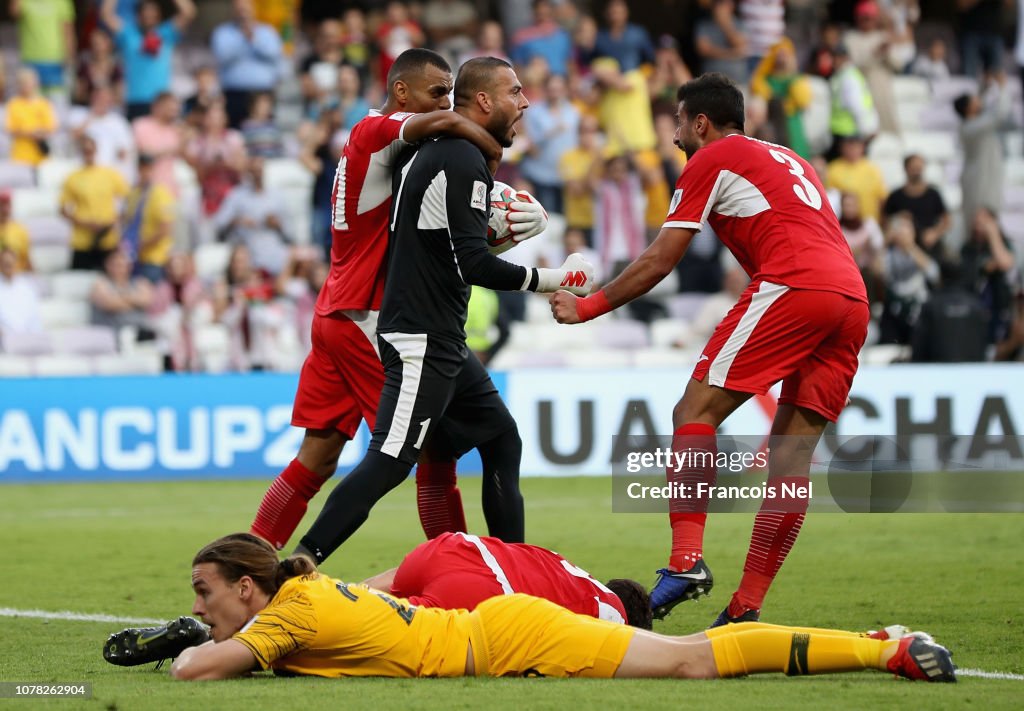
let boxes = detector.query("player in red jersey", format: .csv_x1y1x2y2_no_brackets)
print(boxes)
251,49,544,551
551,74,870,627
361,531,652,629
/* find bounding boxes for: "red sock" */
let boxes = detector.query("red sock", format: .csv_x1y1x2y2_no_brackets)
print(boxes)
729,475,810,616
668,422,717,571
250,458,325,550
416,458,466,538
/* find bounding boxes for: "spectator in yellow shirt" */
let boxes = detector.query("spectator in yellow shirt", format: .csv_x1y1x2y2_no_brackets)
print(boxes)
559,115,603,242
60,135,131,271
591,57,656,155
827,136,887,222
5,67,58,166
122,154,177,283
0,191,32,272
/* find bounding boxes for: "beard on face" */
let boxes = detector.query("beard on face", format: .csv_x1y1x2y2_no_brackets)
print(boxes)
675,137,697,160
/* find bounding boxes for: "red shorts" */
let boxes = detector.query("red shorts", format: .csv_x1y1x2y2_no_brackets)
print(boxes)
391,533,504,611
692,281,869,422
291,310,384,437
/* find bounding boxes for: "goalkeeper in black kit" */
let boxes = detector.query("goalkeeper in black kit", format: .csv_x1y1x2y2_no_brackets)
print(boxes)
295,57,596,565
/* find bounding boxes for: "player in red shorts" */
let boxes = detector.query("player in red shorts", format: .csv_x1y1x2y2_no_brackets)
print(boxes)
551,74,870,627
361,531,652,629
250,49,546,550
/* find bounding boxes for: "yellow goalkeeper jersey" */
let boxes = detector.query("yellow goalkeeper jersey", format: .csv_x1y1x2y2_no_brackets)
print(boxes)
233,572,472,678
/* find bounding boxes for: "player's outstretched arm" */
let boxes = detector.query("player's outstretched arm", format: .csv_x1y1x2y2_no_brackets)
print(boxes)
361,567,399,592
170,639,258,681
551,226,695,325
403,112,503,167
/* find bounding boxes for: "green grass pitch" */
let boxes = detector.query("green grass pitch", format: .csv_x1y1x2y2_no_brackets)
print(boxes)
1,476,1022,710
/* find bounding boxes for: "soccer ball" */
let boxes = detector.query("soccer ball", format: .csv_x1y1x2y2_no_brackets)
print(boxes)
486,181,520,254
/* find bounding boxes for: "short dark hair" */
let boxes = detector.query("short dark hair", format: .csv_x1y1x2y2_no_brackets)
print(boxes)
606,578,653,630
387,48,451,89
903,153,922,170
676,72,745,131
953,93,971,119
454,56,514,107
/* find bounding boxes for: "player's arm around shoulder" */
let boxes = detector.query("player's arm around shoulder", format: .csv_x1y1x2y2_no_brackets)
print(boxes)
170,639,258,680
402,112,502,167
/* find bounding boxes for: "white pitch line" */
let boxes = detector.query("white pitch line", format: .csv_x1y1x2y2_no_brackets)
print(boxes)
0,607,165,625
958,668,1024,681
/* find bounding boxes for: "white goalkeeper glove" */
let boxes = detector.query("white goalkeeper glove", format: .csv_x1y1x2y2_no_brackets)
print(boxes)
531,253,595,296
505,190,548,243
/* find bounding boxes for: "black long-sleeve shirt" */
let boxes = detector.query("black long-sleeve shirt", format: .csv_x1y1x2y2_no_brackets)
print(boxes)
379,137,535,344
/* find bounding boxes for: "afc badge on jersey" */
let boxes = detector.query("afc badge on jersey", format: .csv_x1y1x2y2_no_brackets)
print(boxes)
471,181,488,212
669,189,683,214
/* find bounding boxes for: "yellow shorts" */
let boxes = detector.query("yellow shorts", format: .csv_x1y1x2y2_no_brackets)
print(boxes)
468,594,636,678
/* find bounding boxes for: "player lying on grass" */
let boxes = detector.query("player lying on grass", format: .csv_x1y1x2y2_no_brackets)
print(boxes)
105,530,652,667
105,534,955,682
358,531,652,629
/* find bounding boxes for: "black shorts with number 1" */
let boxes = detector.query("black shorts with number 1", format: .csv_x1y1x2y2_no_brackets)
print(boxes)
369,331,515,466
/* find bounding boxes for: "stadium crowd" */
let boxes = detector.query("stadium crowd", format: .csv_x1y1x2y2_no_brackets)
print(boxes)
1,0,1023,375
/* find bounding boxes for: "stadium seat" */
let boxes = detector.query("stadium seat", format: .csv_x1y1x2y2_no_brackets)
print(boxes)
1000,213,1024,242
802,75,832,156
631,347,698,368
51,325,118,356
1007,133,1023,158
939,183,962,212
39,298,90,329
32,273,54,298
665,293,710,322
0,160,34,189
92,352,164,375
596,319,650,349
264,158,314,190
30,245,71,273
0,354,33,376
563,349,632,368
918,100,960,132
33,354,93,376
1005,158,1024,187
51,271,99,300
860,344,910,365
1002,185,1024,212
193,323,232,373
876,158,907,191
895,99,926,132
489,349,567,369
902,131,957,163
524,292,555,323
194,242,232,281
282,185,314,244
11,187,60,220
0,329,53,355
866,132,903,161
649,318,694,349
891,75,931,103
507,321,598,352
37,158,82,191
24,215,71,246
931,75,978,102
